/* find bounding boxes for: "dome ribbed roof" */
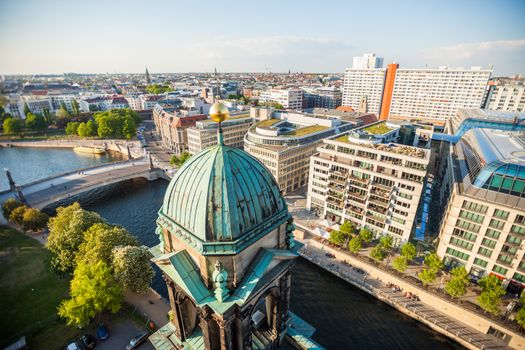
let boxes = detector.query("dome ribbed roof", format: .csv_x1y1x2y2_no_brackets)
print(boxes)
161,144,286,242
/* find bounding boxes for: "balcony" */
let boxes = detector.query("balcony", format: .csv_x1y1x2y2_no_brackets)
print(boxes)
366,211,387,223
371,182,393,191
328,176,346,186
348,174,369,184
368,197,389,208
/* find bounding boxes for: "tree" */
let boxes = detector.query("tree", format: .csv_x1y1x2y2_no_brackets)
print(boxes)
112,246,154,294
3,117,23,134
66,122,80,135
170,152,191,167
21,207,49,231
379,235,393,250
146,84,173,94
23,102,30,116
479,274,503,292
9,205,28,226
122,115,136,139
329,230,347,246
60,102,70,116
76,223,138,265
25,113,47,131
445,266,470,298
418,268,437,286
424,253,443,272
359,227,373,244
71,99,80,116
339,220,355,236
42,108,53,124
516,308,525,329
46,202,104,274
94,109,138,139
58,261,122,327
370,245,385,262
77,120,97,137
2,198,24,219
392,256,408,272
348,236,363,253
401,242,417,261
477,275,506,315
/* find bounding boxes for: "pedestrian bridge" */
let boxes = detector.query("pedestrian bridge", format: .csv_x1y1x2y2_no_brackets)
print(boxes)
431,116,525,143
0,159,166,210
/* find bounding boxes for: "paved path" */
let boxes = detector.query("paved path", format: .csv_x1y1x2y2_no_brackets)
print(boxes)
125,290,170,328
97,319,153,350
300,244,510,350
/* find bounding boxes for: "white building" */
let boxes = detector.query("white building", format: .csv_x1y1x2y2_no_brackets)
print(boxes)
352,53,384,69
307,121,430,244
483,76,525,112
259,88,303,110
388,67,492,121
342,68,387,115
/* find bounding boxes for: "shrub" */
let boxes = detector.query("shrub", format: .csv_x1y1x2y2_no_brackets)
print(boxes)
371,245,385,262
2,198,24,219
9,205,28,225
392,256,408,272
22,208,49,231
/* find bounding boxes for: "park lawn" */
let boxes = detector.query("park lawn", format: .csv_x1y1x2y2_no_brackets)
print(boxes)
0,225,77,349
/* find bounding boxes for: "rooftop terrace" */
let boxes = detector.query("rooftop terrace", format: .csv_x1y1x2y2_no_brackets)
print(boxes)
332,134,428,159
362,122,394,135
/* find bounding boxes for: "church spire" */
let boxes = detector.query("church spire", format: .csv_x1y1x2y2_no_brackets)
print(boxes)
145,67,151,85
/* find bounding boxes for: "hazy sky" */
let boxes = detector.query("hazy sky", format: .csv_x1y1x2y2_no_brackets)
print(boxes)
1,0,524,76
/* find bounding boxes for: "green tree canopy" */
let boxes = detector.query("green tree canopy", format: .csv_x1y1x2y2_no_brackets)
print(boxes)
339,220,356,236
46,202,104,274
348,236,363,253
112,246,154,294
77,223,138,266
371,245,385,262
479,274,504,292
65,122,80,135
424,253,443,272
3,117,23,134
146,84,173,94
94,109,138,139
77,120,98,137
445,266,470,298
2,198,24,219
21,207,49,232
379,235,393,250
392,256,408,272
516,308,525,329
23,102,31,115
9,205,28,226
328,230,347,246
418,268,437,286
359,227,373,243
401,242,417,261
58,261,122,327
170,152,191,167
25,113,47,131
71,99,80,116
478,289,505,316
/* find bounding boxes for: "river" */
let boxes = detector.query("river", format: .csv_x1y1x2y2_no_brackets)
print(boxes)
0,147,462,349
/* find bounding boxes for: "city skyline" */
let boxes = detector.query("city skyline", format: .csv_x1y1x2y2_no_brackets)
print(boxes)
0,0,524,76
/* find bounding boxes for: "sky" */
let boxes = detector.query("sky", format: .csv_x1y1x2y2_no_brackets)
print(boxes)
0,0,524,76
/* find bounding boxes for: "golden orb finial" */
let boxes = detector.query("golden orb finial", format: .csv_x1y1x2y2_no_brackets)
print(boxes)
210,102,229,123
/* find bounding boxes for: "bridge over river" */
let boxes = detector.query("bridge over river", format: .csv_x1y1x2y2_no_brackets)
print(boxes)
0,158,166,212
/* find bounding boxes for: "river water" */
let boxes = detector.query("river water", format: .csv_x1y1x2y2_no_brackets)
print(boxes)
0,148,462,349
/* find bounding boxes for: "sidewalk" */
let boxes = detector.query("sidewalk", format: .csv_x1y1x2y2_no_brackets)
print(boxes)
125,290,170,328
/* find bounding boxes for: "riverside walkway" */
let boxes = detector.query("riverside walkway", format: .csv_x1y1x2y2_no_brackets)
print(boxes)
298,242,510,350
0,159,164,210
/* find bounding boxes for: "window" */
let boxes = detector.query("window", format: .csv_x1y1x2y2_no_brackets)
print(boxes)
506,235,522,245
493,209,509,220
462,200,488,214
478,247,493,258
492,265,508,275
446,247,470,261
485,228,501,239
481,238,497,248
497,254,513,266
459,210,485,224
473,258,488,268
450,237,474,251
455,219,480,233
513,273,525,283
511,225,525,236
452,228,477,242
489,219,505,230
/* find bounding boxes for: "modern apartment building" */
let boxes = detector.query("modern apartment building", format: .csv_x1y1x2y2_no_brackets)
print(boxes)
187,114,253,154
244,111,356,194
259,88,303,109
342,64,492,122
306,121,430,244
352,53,384,69
303,86,342,109
436,124,525,291
342,68,387,115
483,76,525,112
152,101,208,154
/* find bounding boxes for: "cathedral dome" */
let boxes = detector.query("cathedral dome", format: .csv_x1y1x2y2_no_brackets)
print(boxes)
160,143,287,243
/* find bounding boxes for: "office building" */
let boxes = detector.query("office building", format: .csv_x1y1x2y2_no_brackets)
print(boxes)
259,88,303,109
187,114,253,154
483,76,525,112
353,53,384,69
244,110,357,194
303,86,342,109
342,64,492,122
306,121,430,244
436,122,525,291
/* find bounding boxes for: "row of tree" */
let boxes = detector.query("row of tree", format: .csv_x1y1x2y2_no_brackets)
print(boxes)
170,151,191,167
146,84,173,94
64,109,139,139
45,202,154,326
2,198,49,231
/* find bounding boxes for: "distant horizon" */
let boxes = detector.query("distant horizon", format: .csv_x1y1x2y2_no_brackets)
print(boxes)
1,0,524,76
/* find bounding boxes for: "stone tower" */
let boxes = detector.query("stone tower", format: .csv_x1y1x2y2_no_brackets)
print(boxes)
148,102,303,350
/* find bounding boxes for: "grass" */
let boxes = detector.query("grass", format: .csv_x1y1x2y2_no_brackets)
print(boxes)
256,118,281,128
0,225,73,349
283,125,328,136
335,134,350,143
362,122,394,135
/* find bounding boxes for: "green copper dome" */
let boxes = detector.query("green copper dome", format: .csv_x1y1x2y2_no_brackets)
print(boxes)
161,144,286,243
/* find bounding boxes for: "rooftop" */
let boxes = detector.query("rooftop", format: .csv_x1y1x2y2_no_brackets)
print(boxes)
283,125,328,136
332,133,428,159
362,122,394,135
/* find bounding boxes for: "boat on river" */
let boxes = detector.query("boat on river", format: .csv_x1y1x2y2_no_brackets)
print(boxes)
73,145,106,155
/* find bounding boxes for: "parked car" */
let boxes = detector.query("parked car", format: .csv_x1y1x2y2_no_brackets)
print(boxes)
96,324,109,341
66,341,81,350
126,331,149,350
79,334,96,349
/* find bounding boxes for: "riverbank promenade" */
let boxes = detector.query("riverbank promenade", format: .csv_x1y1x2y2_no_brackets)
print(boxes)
297,239,512,350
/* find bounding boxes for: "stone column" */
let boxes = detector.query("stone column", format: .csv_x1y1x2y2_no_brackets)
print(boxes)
216,318,232,350
166,279,185,341
199,307,220,350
